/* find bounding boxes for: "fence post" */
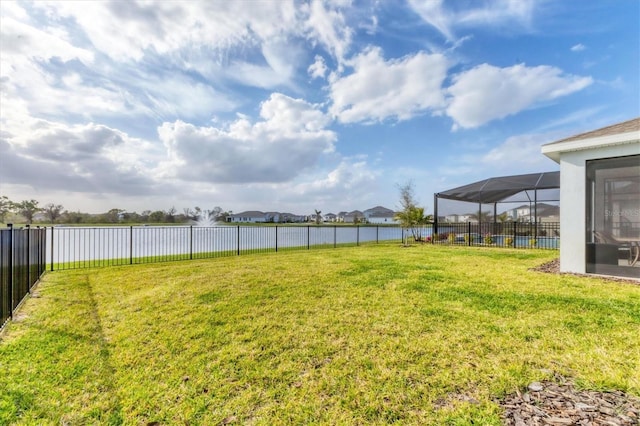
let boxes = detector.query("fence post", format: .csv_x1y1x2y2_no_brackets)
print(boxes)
467,222,471,246
237,226,240,256
376,226,379,244
356,226,359,246
129,226,133,264
334,225,336,248
8,224,13,320
275,226,278,252
307,226,310,250
513,221,517,248
39,227,45,277
189,226,193,260
50,226,54,271
26,225,30,293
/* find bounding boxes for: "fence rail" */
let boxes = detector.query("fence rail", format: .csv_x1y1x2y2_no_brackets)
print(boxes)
1,225,47,329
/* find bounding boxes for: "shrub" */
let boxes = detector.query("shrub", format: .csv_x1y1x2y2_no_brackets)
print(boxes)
529,238,537,247
484,233,493,245
448,233,456,244
505,237,514,247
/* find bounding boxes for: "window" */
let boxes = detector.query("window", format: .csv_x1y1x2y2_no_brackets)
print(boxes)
586,155,640,278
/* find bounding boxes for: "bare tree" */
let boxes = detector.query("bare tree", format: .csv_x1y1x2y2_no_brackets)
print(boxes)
44,203,64,223
182,207,193,220
165,206,177,223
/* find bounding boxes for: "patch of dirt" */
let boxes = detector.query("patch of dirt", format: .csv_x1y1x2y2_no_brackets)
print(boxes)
500,375,640,425
531,259,640,286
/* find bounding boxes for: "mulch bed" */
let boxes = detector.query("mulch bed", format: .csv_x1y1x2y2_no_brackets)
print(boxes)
501,375,640,425
531,259,640,286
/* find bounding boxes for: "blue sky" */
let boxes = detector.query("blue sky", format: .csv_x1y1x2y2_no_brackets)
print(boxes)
1,0,638,215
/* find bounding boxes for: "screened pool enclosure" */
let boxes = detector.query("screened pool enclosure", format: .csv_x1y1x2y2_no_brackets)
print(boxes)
433,171,560,246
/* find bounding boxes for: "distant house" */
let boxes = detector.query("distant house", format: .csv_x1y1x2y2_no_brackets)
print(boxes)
279,212,306,223
336,211,348,222
444,214,459,223
446,214,473,223
324,213,337,222
364,206,398,224
226,211,307,223
227,211,268,223
343,210,364,223
309,213,323,223
265,212,281,222
514,203,559,223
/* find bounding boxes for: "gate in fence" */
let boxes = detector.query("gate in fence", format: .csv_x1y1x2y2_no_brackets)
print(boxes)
0,225,47,329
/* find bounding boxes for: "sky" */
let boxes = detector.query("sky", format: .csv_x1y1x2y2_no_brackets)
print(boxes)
1,0,638,216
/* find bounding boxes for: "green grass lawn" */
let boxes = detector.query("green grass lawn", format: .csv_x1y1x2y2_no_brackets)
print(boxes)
1,244,639,425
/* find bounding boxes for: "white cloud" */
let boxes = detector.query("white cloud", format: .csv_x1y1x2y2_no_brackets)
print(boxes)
304,0,353,67
408,0,536,41
571,43,586,52
407,0,455,41
446,63,593,129
308,55,328,79
329,47,449,123
0,6,239,125
158,93,336,184
0,15,93,64
33,1,294,62
0,119,163,195
262,156,382,212
477,133,556,171
30,1,353,85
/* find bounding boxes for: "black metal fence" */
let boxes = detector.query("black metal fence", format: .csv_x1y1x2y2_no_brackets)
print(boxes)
432,221,560,249
1,225,47,329
47,222,560,272
48,225,407,271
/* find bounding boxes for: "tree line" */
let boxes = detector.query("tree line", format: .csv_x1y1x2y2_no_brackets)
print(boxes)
0,196,229,225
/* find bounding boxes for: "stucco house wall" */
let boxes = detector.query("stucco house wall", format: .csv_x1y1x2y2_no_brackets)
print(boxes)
542,118,640,275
